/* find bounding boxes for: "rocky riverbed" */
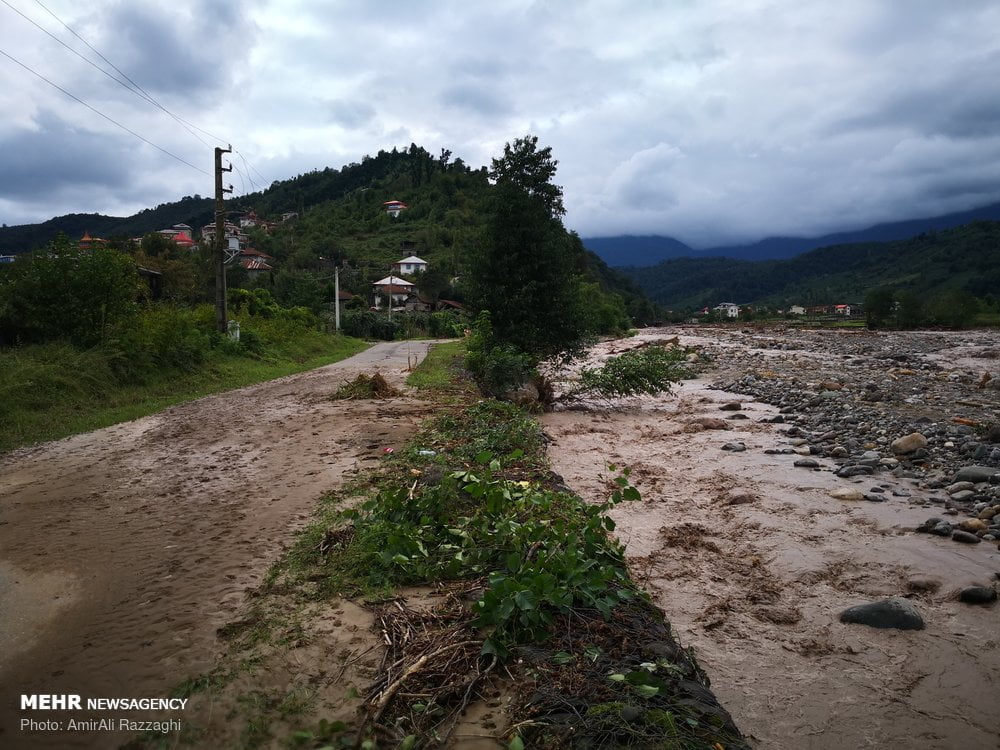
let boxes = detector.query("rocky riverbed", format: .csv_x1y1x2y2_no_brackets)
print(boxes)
543,325,1000,749
703,326,1000,553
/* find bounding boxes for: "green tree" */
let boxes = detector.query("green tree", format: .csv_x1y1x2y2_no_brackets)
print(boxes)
488,135,565,218
927,289,979,329
0,235,140,346
469,176,586,359
895,290,925,329
864,287,895,328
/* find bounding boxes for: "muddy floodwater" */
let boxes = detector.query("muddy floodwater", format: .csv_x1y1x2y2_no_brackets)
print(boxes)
544,326,1000,749
0,341,433,750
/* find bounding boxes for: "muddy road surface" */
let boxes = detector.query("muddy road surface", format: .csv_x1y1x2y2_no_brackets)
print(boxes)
0,341,434,749
544,327,1000,750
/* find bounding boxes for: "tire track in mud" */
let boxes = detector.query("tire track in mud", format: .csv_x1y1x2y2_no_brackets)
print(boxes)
0,341,435,750
543,330,1000,750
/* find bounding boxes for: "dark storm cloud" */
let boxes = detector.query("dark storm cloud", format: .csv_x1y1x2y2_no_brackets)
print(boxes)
0,113,130,200
105,1,256,100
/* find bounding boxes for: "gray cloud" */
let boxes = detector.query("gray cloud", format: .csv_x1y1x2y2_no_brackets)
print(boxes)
0,112,131,199
3,1,1000,247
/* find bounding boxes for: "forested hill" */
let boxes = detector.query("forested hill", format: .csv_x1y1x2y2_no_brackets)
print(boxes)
621,220,1000,309
0,145,657,323
0,147,472,253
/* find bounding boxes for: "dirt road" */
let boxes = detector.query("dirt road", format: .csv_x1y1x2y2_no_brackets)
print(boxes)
544,328,1000,749
0,341,434,749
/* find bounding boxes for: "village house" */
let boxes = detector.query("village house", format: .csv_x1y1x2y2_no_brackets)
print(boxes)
372,275,414,308
788,305,806,315
713,302,740,318
392,255,428,275
383,200,408,218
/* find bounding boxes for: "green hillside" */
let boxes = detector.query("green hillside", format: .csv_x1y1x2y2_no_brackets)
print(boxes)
1,144,656,323
622,221,1000,310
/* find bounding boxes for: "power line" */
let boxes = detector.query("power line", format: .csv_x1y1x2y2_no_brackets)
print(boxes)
0,46,210,176
1,0,224,150
235,149,271,189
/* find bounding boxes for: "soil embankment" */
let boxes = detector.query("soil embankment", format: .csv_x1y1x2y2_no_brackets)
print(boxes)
544,326,1000,749
0,341,434,750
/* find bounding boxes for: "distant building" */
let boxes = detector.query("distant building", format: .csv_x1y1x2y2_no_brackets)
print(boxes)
788,305,806,315
372,275,414,308
713,302,740,318
383,200,408,218
392,255,428,275
0,255,16,264
78,231,108,251
833,304,852,316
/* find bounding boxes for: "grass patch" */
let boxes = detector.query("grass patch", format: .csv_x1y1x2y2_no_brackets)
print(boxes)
0,332,368,454
405,339,475,397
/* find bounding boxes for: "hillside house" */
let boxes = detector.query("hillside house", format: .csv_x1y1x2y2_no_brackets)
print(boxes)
372,275,414,308
383,200,408,218
834,304,852,316
788,305,806,315
392,255,428,275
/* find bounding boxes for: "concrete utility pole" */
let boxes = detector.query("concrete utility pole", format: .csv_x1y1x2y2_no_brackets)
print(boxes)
214,146,233,334
334,265,341,331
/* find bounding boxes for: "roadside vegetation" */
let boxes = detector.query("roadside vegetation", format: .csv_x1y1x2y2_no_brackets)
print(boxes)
151,340,746,749
0,238,367,453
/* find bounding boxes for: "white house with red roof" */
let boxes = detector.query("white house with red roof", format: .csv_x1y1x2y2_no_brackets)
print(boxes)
383,200,408,218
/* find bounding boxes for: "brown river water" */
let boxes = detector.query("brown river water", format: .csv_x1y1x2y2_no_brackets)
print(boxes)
543,328,1000,749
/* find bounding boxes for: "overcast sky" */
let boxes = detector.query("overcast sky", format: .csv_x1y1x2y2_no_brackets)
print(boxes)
2,0,999,246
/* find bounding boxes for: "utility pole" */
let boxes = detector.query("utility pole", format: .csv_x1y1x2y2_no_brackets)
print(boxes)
334,265,341,331
214,145,233,334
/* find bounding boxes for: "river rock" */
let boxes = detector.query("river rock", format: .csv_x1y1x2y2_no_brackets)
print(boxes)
839,597,925,630
891,433,928,455
953,466,1000,483
720,402,742,411
951,530,981,544
958,587,998,605
794,458,820,468
721,442,746,452
689,417,728,430
725,488,757,505
958,519,988,533
830,487,864,501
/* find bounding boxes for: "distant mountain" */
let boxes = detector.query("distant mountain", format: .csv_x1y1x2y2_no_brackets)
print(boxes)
621,220,1000,309
584,200,1000,266
578,235,695,267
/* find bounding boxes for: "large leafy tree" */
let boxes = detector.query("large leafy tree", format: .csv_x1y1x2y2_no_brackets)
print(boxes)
469,137,589,361
488,135,565,219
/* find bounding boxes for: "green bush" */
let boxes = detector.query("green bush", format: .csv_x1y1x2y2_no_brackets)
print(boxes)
0,236,141,347
464,311,534,396
340,452,640,656
574,345,690,399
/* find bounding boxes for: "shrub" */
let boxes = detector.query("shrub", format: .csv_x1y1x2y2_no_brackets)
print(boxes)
464,311,534,396
573,345,689,399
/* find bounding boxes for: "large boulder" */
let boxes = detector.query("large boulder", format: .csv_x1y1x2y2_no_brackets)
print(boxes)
952,465,1000,484
839,597,925,630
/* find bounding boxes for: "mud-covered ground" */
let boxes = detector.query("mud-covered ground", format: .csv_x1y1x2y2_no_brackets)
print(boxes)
543,325,1000,750
0,341,434,750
